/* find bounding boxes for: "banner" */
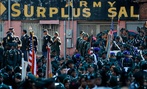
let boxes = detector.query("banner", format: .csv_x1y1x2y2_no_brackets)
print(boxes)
0,0,139,20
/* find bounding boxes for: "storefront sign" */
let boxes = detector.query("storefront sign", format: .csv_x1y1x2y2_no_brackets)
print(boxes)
0,0,139,20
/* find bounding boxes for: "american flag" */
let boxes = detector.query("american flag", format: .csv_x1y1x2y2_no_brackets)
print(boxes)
28,36,37,76
106,18,114,60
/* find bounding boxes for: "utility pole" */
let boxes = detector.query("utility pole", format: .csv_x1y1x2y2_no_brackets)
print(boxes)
8,0,11,28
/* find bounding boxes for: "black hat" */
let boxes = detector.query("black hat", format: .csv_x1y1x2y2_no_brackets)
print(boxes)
63,77,70,84
37,68,44,73
23,29,27,34
86,75,95,80
66,60,74,65
109,76,118,87
5,65,13,72
14,66,21,73
9,27,14,31
15,73,21,79
43,78,55,85
102,51,107,55
27,72,37,82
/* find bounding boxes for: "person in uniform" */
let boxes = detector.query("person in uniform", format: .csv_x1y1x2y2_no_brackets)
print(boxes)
76,30,84,53
0,73,9,89
42,29,53,58
51,32,61,58
6,45,18,68
82,33,90,57
20,29,29,61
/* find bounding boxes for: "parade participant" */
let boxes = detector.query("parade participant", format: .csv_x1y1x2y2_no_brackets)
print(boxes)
20,29,29,61
51,32,61,58
42,29,53,58
0,72,9,89
76,30,84,53
122,51,134,73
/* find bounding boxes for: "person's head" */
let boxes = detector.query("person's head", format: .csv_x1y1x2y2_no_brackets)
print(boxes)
95,74,102,86
14,73,22,83
80,30,84,37
43,78,56,89
54,32,59,37
60,67,67,74
66,60,74,69
79,75,87,88
5,65,13,74
87,65,94,73
63,78,70,89
102,51,107,59
22,29,27,35
43,29,48,35
30,31,34,37
143,51,147,60
37,68,45,78
9,27,14,33
83,33,89,41
86,75,95,88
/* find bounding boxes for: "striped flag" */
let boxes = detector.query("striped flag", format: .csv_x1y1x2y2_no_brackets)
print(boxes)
46,47,52,78
28,36,37,76
106,18,114,60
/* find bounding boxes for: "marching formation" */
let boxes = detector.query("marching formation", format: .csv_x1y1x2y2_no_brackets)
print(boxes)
0,23,147,89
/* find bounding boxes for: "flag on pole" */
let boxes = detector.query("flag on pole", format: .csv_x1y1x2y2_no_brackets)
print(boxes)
106,18,114,60
46,47,52,78
28,35,37,76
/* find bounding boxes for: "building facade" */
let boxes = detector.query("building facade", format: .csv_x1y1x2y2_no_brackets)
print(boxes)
0,0,144,56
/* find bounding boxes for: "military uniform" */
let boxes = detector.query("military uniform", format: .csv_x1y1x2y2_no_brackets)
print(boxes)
51,33,61,57
21,32,29,61
6,48,18,68
42,32,53,58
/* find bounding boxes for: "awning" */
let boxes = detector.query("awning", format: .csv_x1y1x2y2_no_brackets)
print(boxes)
39,20,59,24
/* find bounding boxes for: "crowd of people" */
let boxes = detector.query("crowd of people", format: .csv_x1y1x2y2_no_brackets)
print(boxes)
0,22,147,89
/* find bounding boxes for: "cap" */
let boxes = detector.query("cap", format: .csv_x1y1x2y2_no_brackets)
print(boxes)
66,60,74,65
63,77,70,84
37,68,44,73
94,47,100,52
75,53,80,59
86,75,95,80
55,31,59,36
123,51,130,55
15,73,21,79
43,29,48,32
5,65,13,72
83,33,89,37
9,27,14,31
110,52,115,56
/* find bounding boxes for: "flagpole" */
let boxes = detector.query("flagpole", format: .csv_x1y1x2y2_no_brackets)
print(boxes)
106,17,113,61
117,17,120,36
